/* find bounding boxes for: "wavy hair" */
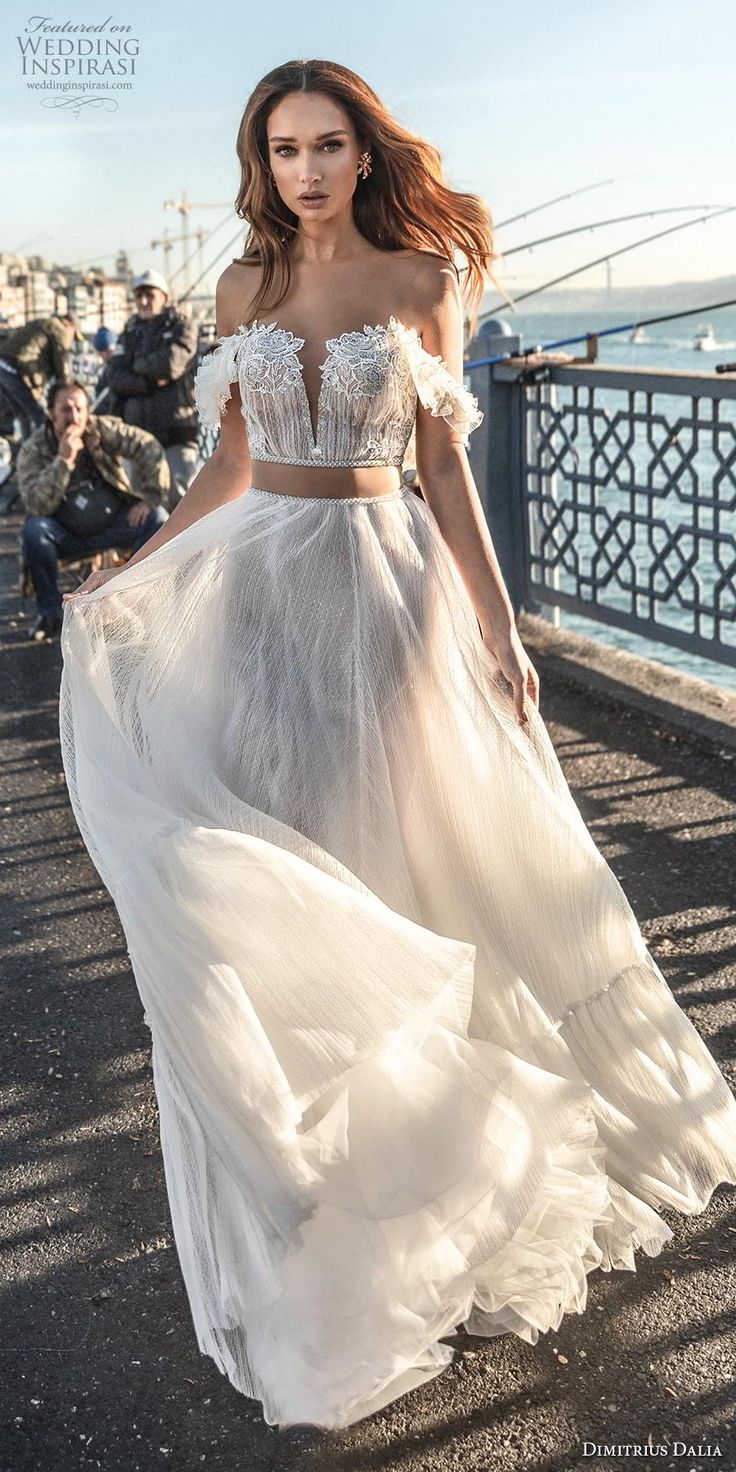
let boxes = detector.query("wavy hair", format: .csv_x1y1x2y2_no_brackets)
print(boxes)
232,59,498,337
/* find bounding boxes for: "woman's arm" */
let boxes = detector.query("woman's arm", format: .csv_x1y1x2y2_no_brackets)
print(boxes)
413,258,538,723
120,390,251,570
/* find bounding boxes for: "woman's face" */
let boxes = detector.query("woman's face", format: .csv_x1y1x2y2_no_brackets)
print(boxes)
266,91,362,221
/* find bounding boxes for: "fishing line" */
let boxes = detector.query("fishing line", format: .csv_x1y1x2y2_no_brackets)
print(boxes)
481,205,735,315
501,206,730,258
465,295,736,366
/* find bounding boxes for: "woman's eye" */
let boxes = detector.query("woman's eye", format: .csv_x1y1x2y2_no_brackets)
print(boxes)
273,142,342,157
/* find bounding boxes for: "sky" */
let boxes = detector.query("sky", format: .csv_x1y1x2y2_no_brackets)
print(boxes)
1,0,735,306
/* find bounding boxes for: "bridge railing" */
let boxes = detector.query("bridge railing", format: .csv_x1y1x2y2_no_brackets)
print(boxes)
465,352,736,670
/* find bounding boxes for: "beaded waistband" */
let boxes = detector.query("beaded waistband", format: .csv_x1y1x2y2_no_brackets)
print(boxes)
248,486,409,506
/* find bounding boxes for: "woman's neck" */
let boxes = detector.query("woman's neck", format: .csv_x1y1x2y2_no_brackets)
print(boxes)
289,217,376,267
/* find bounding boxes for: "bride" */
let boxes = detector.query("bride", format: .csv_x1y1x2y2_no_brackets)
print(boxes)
59,59,736,1432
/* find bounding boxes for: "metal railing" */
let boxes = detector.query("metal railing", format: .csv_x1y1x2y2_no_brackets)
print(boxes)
466,353,736,669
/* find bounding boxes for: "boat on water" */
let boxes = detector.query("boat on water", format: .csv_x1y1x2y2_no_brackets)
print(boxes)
693,322,717,351
628,325,648,344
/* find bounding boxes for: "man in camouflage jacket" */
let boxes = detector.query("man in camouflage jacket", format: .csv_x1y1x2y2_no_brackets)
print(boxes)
0,313,78,438
17,379,170,640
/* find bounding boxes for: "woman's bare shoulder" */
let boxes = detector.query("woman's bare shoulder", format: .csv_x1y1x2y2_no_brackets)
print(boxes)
389,249,460,328
388,247,454,272
402,249,457,290
215,259,265,335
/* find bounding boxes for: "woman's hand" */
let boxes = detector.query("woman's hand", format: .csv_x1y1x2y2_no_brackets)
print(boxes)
62,566,124,603
481,621,540,727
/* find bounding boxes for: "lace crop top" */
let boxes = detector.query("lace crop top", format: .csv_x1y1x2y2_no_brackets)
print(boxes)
193,314,483,468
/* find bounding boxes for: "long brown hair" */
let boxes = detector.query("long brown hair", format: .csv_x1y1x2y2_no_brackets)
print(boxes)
232,59,498,337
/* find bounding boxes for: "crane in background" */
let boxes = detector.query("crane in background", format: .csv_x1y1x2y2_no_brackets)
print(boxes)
151,227,211,292
163,190,231,292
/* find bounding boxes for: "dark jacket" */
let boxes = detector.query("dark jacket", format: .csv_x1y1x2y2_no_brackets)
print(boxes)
92,361,120,417
107,304,199,448
17,414,171,518
0,317,74,398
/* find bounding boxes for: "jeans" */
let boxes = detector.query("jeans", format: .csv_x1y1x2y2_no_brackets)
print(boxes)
23,502,169,617
0,362,45,440
122,442,199,511
165,442,200,507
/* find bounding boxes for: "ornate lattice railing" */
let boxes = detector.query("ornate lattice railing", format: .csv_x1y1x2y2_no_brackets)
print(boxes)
467,361,736,668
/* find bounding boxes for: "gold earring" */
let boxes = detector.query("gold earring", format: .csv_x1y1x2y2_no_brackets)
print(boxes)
357,150,372,179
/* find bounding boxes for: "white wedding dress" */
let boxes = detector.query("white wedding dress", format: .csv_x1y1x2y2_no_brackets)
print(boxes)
59,312,736,1431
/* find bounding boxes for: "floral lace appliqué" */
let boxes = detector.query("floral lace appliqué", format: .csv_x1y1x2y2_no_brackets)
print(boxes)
239,320,305,396
320,325,412,399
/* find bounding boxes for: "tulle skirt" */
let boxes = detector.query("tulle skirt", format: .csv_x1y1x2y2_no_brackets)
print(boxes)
59,482,736,1431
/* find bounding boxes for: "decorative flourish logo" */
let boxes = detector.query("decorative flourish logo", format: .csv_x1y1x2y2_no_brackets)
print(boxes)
41,93,119,117
16,14,140,117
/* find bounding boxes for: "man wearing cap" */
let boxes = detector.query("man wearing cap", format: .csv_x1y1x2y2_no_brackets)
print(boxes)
0,312,80,440
107,271,200,508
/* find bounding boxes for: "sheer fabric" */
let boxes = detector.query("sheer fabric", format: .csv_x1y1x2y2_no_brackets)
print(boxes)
58,326,736,1432
192,314,484,464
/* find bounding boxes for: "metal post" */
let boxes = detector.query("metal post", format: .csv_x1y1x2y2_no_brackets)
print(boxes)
466,322,526,617
467,363,526,617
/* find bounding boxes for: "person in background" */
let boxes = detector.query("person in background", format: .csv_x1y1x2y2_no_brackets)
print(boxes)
17,379,170,641
0,312,81,440
91,325,120,415
107,271,200,509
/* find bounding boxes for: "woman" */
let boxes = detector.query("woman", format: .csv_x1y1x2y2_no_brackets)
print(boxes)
59,59,736,1432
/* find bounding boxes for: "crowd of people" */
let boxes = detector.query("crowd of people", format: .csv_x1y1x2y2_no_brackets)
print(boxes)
0,270,203,642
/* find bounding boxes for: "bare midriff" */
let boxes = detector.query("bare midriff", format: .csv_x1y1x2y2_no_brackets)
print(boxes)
248,460,403,500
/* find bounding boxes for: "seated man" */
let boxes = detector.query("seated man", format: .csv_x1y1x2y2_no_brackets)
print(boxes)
17,380,170,641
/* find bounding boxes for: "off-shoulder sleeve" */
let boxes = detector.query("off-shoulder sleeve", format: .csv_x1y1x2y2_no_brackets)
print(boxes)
193,333,242,432
389,315,483,445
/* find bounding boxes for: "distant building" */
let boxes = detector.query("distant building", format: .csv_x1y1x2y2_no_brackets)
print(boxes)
0,250,216,341
65,272,129,334
0,252,130,334
0,255,27,327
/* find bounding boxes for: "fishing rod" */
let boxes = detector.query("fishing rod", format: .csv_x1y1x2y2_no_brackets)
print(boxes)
500,205,730,258
59,210,237,277
534,297,736,353
166,213,239,290
177,227,246,306
480,204,736,316
65,244,157,267
68,182,617,293
465,296,736,368
496,178,620,228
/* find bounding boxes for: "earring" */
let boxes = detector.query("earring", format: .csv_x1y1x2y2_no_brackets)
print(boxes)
357,150,372,179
